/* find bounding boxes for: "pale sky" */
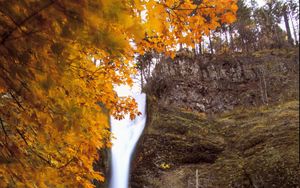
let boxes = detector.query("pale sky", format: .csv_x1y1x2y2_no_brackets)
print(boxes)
256,0,265,6
250,0,298,34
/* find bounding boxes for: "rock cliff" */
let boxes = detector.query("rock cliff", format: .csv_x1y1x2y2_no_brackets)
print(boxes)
130,48,299,188
145,48,299,113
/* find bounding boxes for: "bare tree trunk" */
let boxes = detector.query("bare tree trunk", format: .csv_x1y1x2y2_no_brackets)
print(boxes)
274,26,282,48
196,169,199,188
202,40,205,54
199,37,203,55
140,64,144,89
147,60,151,82
224,28,229,48
283,7,294,45
229,26,235,51
199,41,202,55
209,33,213,54
179,43,183,50
289,13,298,45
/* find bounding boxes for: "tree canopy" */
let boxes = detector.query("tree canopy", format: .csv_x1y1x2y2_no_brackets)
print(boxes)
0,0,237,187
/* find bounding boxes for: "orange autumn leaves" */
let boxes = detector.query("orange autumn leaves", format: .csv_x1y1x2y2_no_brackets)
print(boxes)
137,0,238,57
0,0,237,187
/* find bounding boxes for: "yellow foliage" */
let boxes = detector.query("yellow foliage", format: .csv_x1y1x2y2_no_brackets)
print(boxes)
0,0,237,187
136,0,237,54
160,163,171,169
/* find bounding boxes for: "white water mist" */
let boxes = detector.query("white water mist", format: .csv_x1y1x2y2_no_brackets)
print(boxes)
109,93,146,188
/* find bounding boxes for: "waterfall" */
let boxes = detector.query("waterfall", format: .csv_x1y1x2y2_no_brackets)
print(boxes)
109,92,147,188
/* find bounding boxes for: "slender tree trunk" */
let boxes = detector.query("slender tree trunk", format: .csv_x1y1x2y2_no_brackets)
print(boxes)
193,45,197,55
274,25,282,48
209,33,213,54
140,65,144,89
225,31,229,53
199,40,202,55
196,169,199,188
147,61,151,82
289,13,298,45
202,39,205,54
224,28,229,47
283,8,294,45
229,26,235,51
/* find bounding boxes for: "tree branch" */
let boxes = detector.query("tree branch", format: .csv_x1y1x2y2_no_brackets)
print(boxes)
15,128,53,166
0,0,56,45
0,9,27,35
0,118,9,140
9,91,25,111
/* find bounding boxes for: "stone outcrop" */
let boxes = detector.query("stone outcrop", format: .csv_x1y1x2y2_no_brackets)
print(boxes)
130,48,299,188
146,48,299,113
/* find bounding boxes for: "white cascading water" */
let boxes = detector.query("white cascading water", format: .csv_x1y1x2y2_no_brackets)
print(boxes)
109,89,147,188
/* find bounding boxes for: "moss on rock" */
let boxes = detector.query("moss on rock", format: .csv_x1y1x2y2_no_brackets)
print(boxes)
131,99,299,188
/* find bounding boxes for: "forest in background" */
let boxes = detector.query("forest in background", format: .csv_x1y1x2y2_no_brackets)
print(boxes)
205,0,299,54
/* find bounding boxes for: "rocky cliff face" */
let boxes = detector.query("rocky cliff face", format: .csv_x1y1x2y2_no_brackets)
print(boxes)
145,48,299,113
130,48,299,188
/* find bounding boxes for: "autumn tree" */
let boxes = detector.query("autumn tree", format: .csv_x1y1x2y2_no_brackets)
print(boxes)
0,0,237,187
136,0,238,56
